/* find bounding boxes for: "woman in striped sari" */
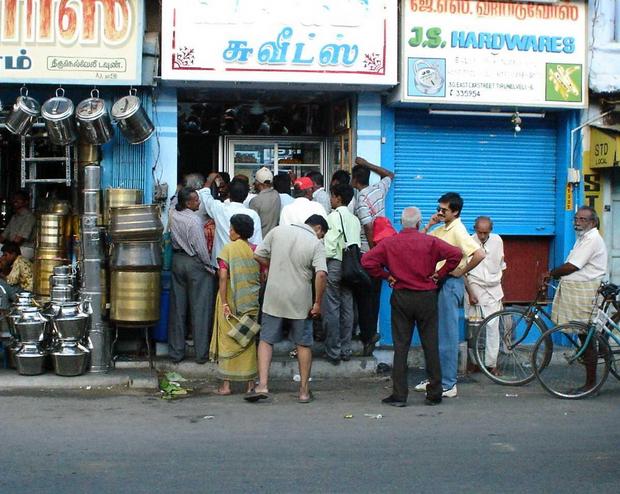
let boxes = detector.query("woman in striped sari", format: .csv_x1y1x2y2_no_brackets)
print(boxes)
210,214,261,395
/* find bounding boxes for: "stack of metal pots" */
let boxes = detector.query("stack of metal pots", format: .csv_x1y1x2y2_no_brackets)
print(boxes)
44,268,91,377
109,205,163,325
34,212,71,297
78,151,110,373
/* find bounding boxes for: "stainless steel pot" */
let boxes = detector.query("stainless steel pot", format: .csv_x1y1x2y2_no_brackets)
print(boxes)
41,88,78,145
76,89,114,145
111,89,154,144
111,240,162,270
109,204,163,241
81,228,105,259
52,342,89,376
15,345,46,376
5,88,40,136
51,284,74,302
14,307,48,344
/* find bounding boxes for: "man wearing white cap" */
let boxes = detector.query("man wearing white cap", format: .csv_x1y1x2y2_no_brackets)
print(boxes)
249,167,281,237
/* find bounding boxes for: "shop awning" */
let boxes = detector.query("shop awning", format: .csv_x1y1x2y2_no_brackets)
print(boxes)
590,127,620,168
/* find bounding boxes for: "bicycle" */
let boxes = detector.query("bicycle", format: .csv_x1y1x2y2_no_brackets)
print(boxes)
531,282,620,399
472,281,555,386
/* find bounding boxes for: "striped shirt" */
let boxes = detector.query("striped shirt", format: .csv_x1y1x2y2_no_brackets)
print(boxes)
169,208,213,270
354,176,392,252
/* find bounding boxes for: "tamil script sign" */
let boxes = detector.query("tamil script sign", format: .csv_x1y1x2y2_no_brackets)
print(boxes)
393,0,587,108
0,0,143,85
161,0,397,86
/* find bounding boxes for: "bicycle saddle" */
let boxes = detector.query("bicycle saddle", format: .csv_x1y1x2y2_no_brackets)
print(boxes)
599,283,620,299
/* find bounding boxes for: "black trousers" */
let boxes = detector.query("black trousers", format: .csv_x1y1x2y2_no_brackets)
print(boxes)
391,289,442,401
356,277,382,344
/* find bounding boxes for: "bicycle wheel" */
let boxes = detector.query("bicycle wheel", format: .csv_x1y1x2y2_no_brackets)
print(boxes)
473,307,551,386
605,312,620,380
533,324,611,399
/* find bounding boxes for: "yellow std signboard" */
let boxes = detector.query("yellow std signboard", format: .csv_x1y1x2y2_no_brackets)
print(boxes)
590,128,620,169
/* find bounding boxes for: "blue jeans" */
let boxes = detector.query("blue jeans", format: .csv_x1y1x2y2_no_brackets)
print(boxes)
438,276,464,389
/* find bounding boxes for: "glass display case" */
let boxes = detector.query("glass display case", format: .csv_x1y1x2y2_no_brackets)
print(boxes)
227,138,323,182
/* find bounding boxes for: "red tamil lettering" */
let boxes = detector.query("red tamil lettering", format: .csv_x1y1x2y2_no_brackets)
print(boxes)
102,0,131,44
3,0,17,40
38,0,54,40
58,0,78,41
82,0,97,41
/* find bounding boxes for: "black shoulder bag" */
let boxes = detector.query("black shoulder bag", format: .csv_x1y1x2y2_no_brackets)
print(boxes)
338,211,371,289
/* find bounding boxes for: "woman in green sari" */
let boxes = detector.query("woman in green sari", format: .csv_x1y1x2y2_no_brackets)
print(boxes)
210,214,261,395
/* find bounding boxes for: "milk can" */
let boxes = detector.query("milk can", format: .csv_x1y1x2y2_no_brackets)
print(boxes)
5,87,40,136
76,89,114,145
41,88,78,145
111,88,154,144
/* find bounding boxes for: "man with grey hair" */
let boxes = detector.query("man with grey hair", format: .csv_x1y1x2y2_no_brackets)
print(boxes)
547,205,608,393
464,216,506,374
362,207,461,407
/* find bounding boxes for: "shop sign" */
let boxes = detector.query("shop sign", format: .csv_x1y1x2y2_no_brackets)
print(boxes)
590,128,619,169
0,0,143,85
161,0,397,85
393,0,587,108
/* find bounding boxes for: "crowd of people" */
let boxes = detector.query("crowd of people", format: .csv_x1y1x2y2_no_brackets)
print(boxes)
168,157,397,403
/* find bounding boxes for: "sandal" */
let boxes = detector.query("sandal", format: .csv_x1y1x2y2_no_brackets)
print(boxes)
244,390,270,402
298,391,314,404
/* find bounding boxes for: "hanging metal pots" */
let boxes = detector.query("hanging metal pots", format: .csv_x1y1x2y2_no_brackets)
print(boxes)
5,87,40,136
111,88,154,144
41,88,78,145
76,89,114,145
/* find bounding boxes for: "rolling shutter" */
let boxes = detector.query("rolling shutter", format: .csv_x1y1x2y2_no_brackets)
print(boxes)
393,110,558,235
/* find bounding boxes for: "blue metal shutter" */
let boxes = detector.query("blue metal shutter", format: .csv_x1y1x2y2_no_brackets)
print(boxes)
393,110,558,235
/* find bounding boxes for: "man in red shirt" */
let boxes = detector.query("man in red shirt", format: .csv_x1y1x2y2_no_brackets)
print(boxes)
362,207,461,406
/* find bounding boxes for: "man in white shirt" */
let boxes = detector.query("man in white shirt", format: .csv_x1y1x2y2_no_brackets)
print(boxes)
307,171,331,215
548,205,608,392
279,177,327,226
198,174,262,269
465,216,506,373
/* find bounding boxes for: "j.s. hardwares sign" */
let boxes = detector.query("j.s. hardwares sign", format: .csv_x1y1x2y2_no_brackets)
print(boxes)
394,0,587,108
0,0,143,85
161,0,397,85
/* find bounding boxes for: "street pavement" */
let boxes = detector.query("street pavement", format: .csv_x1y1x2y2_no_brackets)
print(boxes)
1,369,619,493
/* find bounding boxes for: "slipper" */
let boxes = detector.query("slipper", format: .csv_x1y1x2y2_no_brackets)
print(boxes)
244,390,270,402
298,391,314,404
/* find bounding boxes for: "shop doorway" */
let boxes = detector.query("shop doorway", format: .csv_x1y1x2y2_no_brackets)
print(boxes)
609,169,620,284
176,90,354,186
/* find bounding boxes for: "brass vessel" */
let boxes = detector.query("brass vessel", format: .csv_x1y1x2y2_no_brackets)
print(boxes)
109,205,163,241
34,247,70,296
110,271,160,325
36,214,71,250
103,188,142,225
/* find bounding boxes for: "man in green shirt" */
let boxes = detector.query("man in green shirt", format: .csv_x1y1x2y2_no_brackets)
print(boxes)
322,184,361,364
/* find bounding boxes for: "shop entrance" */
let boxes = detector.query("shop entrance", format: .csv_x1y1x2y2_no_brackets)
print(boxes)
176,89,354,185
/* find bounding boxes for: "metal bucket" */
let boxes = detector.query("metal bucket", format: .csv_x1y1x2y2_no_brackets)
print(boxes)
5,88,40,136
41,88,78,145
103,188,143,225
83,190,101,216
111,89,154,144
110,270,160,324
82,165,101,190
36,214,70,250
109,205,163,241
111,241,162,270
76,89,114,145
47,200,72,215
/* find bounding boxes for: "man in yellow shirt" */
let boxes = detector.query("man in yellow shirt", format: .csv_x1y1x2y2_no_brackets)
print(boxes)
415,192,485,398
1,242,34,293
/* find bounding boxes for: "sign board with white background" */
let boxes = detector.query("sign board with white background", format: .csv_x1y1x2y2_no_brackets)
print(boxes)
161,0,397,86
0,0,143,85
393,0,587,108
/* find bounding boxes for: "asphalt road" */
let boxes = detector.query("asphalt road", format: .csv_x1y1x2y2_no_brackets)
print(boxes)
1,370,619,493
